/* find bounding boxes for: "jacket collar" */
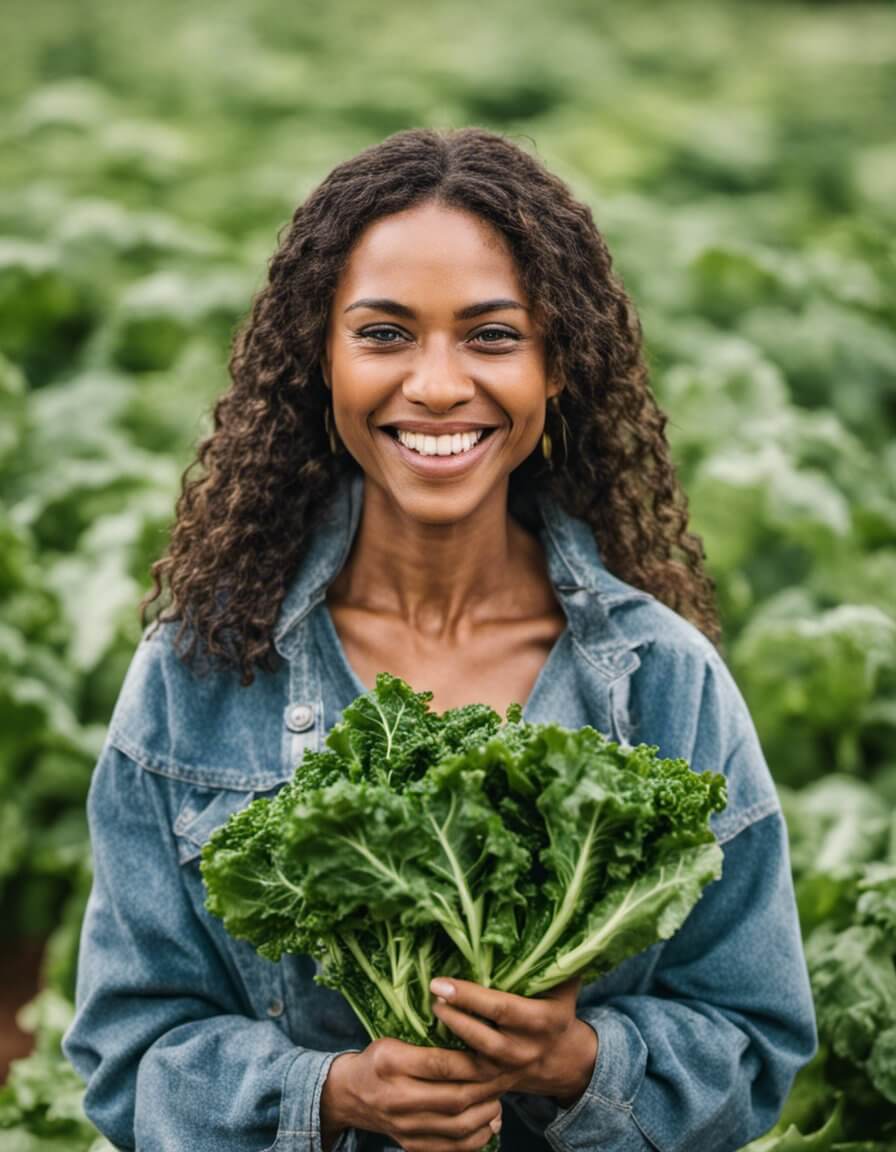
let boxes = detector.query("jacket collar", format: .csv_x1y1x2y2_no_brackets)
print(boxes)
273,470,648,680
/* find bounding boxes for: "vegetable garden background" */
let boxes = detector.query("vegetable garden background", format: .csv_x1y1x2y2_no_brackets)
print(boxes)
1,0,894,1147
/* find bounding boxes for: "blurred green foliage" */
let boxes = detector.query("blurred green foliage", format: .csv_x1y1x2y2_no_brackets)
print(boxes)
0,0,894,1147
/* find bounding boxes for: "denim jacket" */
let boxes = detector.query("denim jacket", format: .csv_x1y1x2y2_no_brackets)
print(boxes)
62,469,818,1152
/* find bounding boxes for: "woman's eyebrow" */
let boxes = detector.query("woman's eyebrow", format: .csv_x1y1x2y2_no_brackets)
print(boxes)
343,297,528,320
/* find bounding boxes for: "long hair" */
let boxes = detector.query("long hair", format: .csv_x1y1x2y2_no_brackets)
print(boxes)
140,126,721,686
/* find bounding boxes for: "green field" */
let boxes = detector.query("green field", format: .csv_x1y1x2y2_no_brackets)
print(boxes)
1,1,895,1148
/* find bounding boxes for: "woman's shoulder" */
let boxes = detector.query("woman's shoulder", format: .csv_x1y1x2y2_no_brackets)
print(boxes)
105,619,292,791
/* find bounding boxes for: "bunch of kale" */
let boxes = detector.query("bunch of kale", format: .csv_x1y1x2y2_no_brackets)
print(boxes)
201,673,727,1046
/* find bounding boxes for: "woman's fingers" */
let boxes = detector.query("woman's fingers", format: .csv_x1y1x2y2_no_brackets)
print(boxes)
395,1040,488,1082
390,1070,514,1115
390,1096,501,1141
431,999,518,1063
430,977,536,1030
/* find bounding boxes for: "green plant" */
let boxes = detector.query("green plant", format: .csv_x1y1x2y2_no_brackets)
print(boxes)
202,673,726,1045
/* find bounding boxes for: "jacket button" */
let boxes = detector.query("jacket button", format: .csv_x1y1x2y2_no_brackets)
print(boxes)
286,703,315,732
267,998,284,1018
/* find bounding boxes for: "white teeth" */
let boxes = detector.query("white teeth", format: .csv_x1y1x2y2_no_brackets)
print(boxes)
396,429,485,456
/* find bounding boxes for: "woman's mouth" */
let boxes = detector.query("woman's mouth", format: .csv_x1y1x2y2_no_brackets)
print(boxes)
379,425,500,478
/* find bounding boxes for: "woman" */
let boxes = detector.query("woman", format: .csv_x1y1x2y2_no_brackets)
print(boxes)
63,126,817,1152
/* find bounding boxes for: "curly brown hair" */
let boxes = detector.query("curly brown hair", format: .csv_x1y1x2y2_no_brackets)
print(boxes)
140,125,722,687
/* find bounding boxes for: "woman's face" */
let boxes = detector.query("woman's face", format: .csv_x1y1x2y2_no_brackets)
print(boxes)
322,200,560,524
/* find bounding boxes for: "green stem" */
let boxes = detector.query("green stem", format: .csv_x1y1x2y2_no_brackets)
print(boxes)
338,984,379,1042
343,931,428,1040
415,936,434,1026
497,811,598,991
428,800,487,981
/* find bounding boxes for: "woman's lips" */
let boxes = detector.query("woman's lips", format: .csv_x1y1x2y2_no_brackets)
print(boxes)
380,427,500,478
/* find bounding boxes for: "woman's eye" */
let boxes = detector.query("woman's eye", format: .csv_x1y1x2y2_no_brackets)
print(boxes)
357,326,518,346
359,327,405,344
474,327,518,344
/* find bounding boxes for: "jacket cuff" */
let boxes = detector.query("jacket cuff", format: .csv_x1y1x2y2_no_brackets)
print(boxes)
276,1048,364,1152
544,1006,657,1152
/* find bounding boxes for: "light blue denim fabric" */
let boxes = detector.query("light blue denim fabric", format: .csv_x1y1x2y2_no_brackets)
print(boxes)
62,468,817,1152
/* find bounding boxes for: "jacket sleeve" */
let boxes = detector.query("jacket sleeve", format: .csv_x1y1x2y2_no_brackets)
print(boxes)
505,649,819,1152
62,741,363,1152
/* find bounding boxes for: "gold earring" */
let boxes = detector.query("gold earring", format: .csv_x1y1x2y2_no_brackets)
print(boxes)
324,404,339,454
544,394,569,465
542,393,562,463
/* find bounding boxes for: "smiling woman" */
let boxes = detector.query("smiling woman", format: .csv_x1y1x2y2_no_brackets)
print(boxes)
61,126,817,1152
136,125,721,691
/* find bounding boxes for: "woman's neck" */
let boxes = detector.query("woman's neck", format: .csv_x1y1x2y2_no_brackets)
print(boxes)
326,477,546,643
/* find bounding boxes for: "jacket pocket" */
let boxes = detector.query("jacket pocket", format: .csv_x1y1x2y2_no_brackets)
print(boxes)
172,785,258,865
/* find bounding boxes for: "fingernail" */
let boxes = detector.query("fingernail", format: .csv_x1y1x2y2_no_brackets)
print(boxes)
435,996,447,1005
430,979,455,998
490,1117,502,1134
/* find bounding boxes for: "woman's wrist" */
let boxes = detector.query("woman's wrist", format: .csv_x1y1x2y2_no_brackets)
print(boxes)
320,1052,358,1151
552,1019,598,1109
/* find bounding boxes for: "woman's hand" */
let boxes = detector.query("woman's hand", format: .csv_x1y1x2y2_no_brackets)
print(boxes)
320,1036,511,1152
429,976,599,1108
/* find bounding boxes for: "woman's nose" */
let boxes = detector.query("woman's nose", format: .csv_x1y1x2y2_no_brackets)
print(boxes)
400,342,477,410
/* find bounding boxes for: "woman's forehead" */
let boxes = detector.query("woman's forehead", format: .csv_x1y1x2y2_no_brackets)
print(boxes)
334,207,525,312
